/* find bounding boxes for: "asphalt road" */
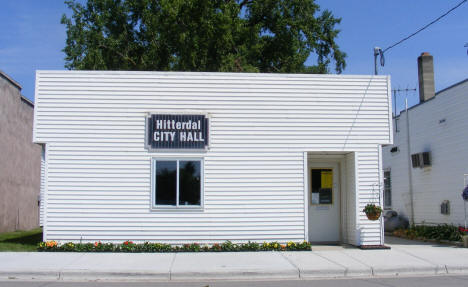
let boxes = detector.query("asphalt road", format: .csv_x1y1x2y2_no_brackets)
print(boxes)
1,275,467,287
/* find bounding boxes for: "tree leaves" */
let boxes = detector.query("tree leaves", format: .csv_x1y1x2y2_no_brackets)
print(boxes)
61,0,346,73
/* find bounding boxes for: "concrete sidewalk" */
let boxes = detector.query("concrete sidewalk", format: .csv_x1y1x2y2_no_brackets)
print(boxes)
1,237,468,282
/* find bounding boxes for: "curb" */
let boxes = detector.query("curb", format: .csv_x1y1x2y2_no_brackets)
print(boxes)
170,270,298,281
3,266,468,282
0,271,60,281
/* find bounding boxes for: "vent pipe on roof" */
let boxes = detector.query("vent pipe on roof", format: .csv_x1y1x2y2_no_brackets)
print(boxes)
417,52,435,102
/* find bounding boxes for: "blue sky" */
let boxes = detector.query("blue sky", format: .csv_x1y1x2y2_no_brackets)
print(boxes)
1,0,467,114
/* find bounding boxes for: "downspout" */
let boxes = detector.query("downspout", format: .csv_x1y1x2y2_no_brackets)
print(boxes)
377,145,383,246
405,99,415,225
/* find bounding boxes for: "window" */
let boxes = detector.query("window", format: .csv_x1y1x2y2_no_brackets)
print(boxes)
390,146,399,153
384,170,391,208
395,118,400,132
152,159,203,208
310,169,333,204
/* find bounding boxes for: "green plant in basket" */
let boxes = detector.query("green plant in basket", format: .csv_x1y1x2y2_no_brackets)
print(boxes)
363,203,382,221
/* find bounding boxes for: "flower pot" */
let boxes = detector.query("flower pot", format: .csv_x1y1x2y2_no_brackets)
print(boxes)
365,210,381,221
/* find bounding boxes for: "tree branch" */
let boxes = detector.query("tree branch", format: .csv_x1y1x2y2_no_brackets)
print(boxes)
238,0,253,9
98,44,137,67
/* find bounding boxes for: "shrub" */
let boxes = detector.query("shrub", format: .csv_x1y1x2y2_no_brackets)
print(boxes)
139,242,172,252
393,224,464,242
240,241,259,251
221,240,238,251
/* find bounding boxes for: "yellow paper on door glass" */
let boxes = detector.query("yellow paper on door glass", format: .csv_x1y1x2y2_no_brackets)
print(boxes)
321,170,333,189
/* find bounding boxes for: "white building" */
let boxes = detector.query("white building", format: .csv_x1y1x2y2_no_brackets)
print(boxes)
34,71,392,246
383,52,468,227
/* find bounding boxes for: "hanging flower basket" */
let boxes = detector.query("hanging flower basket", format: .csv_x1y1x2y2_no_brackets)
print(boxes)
363,204,382,221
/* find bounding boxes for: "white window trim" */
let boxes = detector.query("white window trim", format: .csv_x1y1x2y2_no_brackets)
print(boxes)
150,157,204,211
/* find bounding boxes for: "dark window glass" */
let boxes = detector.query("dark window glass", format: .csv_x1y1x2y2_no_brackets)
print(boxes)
384,170,392,207
311,169,321,193
311,169,333,204
179,161,201,206
155,161,177,205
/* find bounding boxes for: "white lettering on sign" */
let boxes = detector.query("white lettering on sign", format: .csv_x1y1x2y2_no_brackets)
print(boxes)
179,132,205,142
155,119,202,130
153,131,176,142
148,114,208,149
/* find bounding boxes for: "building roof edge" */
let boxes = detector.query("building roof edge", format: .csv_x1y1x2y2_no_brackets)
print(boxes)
395,78,468,117
0,69,22,91
435,78,468,96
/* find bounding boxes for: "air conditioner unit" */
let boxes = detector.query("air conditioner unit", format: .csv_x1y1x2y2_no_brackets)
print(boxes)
422,151,431,166
411,154,420,168
411,152,431,168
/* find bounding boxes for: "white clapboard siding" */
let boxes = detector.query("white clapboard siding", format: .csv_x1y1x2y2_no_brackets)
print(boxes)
345,152,357,245
34,71,391,245
39,145,45,227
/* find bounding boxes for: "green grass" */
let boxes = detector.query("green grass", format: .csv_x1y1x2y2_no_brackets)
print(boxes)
0,228,42,251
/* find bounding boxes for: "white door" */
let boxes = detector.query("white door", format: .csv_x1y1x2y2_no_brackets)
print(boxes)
308,162,341,242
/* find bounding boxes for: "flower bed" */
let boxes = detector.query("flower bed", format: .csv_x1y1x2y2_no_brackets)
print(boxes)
37,240,311,252
392,224,464,242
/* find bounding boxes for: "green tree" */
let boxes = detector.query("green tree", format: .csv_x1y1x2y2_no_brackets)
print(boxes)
61,0,346,73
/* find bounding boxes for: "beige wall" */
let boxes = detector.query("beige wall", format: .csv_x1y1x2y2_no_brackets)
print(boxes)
0,71,41,232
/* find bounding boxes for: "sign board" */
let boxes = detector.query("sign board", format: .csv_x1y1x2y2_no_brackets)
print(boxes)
321,170,333,189
147,114,209,149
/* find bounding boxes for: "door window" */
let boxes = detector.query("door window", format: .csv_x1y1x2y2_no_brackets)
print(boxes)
311,169,333,204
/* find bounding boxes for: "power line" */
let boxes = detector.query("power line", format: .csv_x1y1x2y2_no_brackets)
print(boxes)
383,0,467,53
374,0,467,74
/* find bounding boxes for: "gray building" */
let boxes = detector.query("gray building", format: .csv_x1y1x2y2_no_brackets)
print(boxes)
383,53,468,227
0,70,41,232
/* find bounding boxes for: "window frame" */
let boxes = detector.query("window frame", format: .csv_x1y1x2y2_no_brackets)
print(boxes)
383,169,392,208
310,168,334,205
150,157,204,211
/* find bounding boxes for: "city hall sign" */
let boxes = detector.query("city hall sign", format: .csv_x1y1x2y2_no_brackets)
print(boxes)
146,114,209,149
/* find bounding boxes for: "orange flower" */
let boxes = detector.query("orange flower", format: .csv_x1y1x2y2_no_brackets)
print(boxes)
46,241,58,248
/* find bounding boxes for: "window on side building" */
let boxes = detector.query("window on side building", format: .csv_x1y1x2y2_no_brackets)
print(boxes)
395,118,400,132
152,159,203,208
384,170,392,208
